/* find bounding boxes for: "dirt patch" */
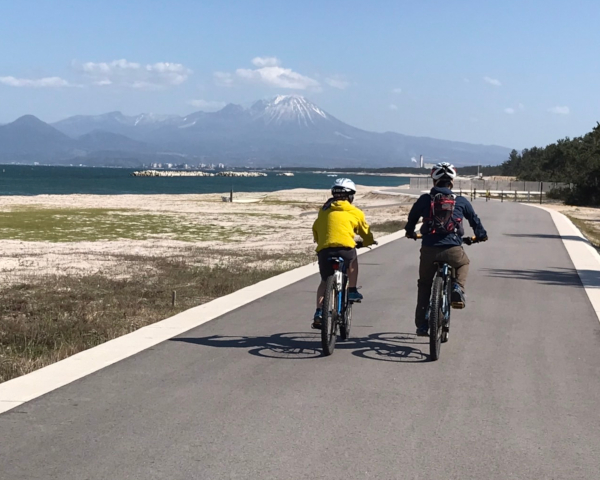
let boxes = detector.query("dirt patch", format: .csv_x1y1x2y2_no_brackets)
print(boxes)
0,188,413,284
543,204,600,247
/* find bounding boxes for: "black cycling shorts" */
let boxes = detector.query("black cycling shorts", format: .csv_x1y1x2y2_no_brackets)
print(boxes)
317,247,357,282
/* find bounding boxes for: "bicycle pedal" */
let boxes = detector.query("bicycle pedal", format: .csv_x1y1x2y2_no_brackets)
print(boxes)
451,302,465,309
350,299,361,304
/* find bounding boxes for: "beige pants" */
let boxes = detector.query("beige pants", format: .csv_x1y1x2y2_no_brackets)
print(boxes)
415,246,470,328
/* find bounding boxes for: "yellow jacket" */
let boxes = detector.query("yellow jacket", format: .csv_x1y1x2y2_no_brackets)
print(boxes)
312,199,375,252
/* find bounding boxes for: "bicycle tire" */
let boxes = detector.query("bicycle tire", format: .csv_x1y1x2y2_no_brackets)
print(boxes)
340,301,352,341
442,277,451,343
321,275,337,355
429,275,443,361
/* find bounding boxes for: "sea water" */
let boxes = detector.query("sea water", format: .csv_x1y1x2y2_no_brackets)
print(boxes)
0,165,411,196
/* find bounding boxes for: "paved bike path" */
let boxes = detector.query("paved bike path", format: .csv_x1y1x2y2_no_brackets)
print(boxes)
1,201,599,479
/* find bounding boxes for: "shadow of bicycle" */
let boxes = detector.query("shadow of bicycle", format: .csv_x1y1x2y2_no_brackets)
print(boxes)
171,331,429,363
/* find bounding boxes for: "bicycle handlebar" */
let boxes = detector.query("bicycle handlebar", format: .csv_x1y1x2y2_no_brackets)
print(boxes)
406,233,487,245
355,241,378,249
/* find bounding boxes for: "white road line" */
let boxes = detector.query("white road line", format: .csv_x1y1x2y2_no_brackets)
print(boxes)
530,205,600,322
0,230,408,415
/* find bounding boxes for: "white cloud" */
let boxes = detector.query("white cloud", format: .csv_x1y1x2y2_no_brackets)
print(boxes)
392,87,402,93
389,104,398,111
236,66,319,90
251,57,280,67
504,103,524,114
75,59,192,89
216,58,320,90
325,76,350,89
0,76,74,88
484,76,502,87
189,99,226,110
214,71,235,87
548,105,570,115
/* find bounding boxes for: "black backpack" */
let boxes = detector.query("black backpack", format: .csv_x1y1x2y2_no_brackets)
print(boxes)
423,193,463,236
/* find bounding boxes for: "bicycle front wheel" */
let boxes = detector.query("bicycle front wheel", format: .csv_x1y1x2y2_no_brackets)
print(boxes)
429,275,443,361
321,275,337,355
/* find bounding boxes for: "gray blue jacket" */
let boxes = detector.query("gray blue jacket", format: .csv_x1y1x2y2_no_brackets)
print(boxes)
405,187,487,247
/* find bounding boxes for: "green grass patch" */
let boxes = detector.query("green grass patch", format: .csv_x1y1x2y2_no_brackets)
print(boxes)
0,207,259,242
567,215,600,250
371,220,407,234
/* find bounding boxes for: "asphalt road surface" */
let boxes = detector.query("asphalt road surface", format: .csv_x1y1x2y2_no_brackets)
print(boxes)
1,201,599,479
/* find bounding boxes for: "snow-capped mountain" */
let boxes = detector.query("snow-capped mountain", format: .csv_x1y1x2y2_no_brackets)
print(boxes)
2,95,513,167
250,95,330,127
53,111,182,138
53,95,337,136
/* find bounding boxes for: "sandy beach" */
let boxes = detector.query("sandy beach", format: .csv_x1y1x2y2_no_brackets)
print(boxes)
0,185,414,284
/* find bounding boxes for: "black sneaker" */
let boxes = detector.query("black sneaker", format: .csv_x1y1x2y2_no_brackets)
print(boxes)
311,309,323,330
416,327,429,337
451,283,466,309
348,290,363,302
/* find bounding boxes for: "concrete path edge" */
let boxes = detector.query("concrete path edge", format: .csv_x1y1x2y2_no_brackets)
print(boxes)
0,229,408,414
528,204,600,322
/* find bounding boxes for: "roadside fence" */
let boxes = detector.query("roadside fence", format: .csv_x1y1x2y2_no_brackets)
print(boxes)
409,177,571,204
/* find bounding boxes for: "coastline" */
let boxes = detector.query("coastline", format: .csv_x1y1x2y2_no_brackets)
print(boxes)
0,165,411,196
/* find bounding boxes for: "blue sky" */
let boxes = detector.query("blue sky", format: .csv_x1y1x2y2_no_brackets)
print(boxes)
1,0,598,150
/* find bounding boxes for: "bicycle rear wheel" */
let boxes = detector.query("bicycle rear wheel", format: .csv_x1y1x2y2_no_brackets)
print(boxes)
340,301,352,341
321,275,337,355
441,277,451,343
429,275,443,361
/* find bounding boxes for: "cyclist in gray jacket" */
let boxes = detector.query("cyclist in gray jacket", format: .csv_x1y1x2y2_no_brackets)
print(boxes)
405,162,488,336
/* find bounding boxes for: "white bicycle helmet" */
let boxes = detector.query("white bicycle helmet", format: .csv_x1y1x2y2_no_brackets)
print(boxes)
331,178,357,195
430,162,457,181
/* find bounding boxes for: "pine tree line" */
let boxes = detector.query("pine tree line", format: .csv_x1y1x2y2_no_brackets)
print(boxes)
501,123,600,205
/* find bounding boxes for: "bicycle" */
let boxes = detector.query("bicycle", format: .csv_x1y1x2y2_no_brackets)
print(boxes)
320,242,375,356
410,234,483,361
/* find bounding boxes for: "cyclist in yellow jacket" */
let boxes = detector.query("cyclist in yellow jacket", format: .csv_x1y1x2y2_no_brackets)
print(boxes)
311,178,375,329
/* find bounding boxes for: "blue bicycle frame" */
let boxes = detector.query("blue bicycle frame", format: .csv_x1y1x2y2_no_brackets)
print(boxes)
329,256,349,317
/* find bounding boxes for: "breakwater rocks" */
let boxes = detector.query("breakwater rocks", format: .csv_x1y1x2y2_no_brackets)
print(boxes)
132,170,268,178
219,171,267,177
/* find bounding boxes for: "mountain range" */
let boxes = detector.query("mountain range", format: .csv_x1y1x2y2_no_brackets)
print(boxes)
0,95,512,168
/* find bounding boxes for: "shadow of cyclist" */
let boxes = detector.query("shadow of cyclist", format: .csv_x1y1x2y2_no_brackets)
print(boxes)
351,332,428,363
171,331,428,362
